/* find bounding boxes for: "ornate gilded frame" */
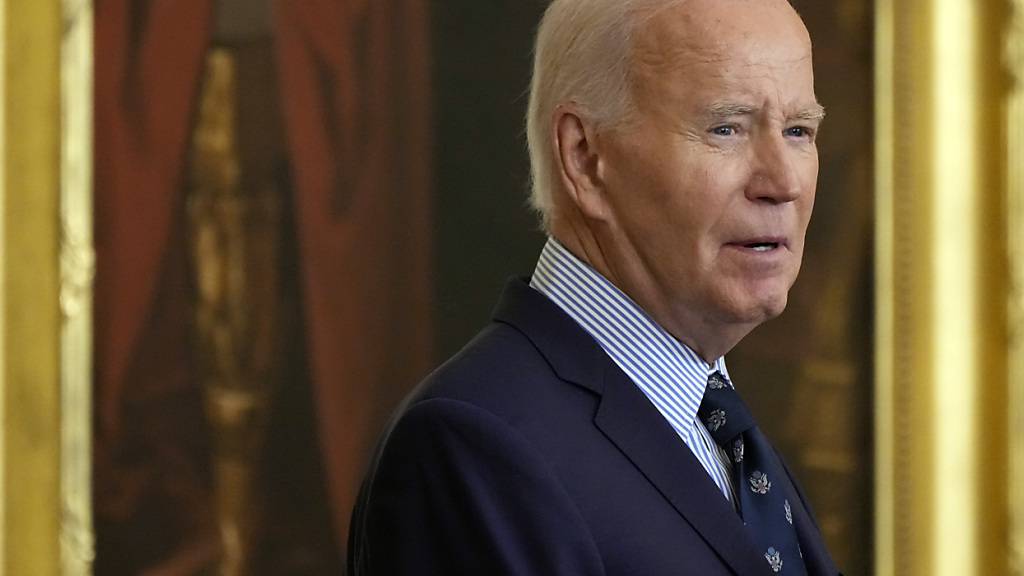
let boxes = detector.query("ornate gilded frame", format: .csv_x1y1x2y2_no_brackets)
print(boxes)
59,0,95,573
1009,0,1024,573
876,0,1019,574
0,0,94,573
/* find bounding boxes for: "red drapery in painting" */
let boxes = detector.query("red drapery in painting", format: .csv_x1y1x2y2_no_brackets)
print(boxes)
95,0,214,445
95,0,218,570
95,0,432,565
274,0,433,550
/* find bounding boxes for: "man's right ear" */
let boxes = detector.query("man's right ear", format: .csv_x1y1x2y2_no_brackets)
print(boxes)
552,106,610,222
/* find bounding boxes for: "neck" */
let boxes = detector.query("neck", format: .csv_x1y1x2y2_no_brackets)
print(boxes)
549,215,752,364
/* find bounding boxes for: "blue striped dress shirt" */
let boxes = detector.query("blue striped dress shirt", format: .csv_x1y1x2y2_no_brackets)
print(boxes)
530,237,738,504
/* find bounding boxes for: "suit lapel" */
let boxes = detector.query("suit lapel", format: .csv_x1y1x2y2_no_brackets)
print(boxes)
494,279,774,575
776,452,840,575
594,365,770,576
790,495,839,576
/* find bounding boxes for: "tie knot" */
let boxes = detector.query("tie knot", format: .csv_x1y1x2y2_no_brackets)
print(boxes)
697,372,756,446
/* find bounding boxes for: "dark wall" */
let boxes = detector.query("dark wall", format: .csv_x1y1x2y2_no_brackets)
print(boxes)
431,0,549,361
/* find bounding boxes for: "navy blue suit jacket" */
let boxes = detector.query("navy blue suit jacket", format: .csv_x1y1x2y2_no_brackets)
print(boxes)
348,279,840,575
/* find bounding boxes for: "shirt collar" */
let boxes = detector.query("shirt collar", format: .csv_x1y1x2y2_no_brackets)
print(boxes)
530,237,731,438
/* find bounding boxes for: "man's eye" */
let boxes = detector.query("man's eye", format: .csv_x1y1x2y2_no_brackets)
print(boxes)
785,126,814,139
710,125,737,137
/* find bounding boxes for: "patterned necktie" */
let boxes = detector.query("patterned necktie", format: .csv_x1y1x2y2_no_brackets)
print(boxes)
698,372,808,575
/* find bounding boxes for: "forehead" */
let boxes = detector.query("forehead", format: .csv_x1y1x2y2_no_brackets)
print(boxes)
631,0,815,109
636,0,812,61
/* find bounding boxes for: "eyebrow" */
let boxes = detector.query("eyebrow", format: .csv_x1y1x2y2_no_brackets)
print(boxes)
704,102,827,122
707,102,759,118
793,104,827,122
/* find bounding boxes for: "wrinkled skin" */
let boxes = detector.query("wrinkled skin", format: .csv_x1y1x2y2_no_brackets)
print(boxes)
552,0,824,362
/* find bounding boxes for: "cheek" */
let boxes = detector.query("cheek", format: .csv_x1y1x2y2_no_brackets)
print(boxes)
800,176,819,223
688,162,747,233
670,157,733,214
699,152,754,193
793,155,819,216
802,156,820,201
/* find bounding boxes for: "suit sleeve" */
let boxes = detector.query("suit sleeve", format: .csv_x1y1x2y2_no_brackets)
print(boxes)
351,397,606,575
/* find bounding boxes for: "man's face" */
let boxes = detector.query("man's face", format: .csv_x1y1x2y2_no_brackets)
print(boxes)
594,0,822,348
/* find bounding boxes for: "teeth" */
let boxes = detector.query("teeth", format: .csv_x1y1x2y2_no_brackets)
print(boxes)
751,244,776,252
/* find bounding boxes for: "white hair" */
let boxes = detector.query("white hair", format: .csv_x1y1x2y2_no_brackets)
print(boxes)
525,0,685,230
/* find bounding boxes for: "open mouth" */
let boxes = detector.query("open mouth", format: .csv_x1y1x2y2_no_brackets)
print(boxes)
742,241,780,252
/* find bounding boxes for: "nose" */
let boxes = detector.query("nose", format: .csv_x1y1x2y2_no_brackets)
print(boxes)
745,132,803,204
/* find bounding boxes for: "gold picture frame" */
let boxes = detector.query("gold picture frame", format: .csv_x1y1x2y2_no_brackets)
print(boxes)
0,0,94,573
1008,0,1024,573
59,0,95,573
876,0,1018,574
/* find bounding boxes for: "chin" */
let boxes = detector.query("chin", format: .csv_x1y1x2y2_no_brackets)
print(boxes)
759,294,789,320
749,274,796,317
726,291,790,326
714,267,799,323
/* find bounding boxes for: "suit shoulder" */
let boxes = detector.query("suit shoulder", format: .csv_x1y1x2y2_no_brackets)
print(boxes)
418,321,557,399
404,320,594,426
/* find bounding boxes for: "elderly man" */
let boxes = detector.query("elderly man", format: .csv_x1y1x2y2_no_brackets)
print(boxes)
348,0,838,574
